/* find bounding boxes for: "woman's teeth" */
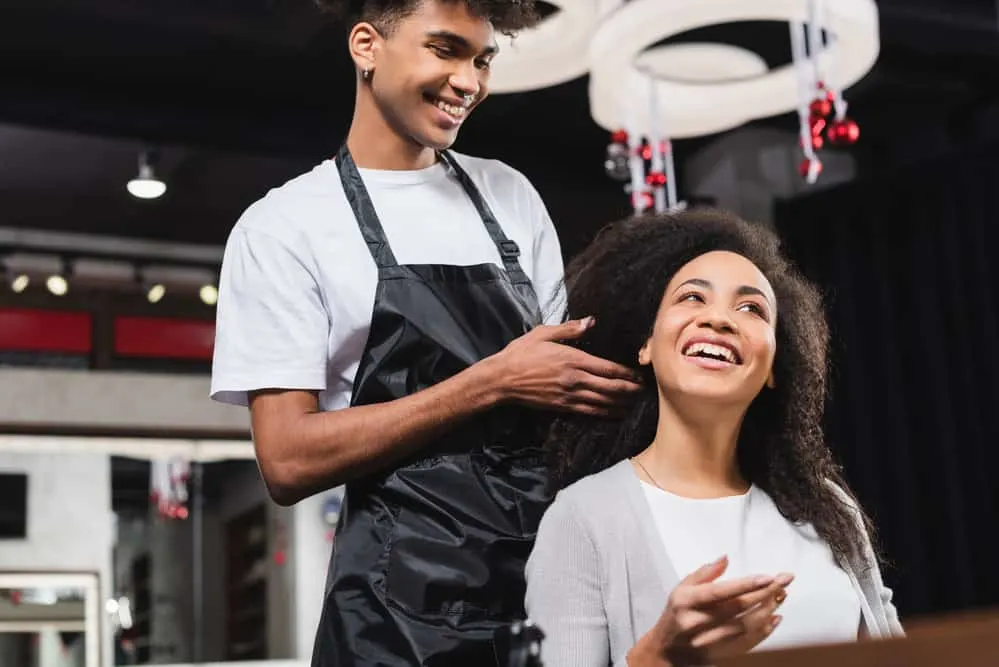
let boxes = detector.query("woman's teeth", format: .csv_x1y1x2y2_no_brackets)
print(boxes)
436,99,467,119
684,342,739,364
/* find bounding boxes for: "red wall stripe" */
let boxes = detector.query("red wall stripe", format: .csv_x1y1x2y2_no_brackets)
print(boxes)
114,316,215,361
0,308,92,354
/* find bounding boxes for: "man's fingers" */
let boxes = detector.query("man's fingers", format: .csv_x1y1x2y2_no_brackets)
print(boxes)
566,372,644,400
531,318,594,342
563,389,622,409
566,349,643,383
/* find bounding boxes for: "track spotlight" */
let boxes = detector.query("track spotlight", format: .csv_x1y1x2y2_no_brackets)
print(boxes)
127,150,167,200
147,284,166,303
199,284,218,306
46,274,68,296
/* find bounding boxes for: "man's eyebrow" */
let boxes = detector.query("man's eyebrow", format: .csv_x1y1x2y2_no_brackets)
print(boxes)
425,29,498,55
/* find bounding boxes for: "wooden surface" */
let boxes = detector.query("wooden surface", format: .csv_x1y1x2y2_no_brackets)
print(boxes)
719,610,999,667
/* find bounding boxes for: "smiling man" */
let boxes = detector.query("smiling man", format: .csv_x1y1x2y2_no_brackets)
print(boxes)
210,0,643,665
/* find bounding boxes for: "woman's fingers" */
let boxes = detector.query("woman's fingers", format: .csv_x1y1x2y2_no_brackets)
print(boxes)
675,572,783,609
689,585,787,651
707,575,793,619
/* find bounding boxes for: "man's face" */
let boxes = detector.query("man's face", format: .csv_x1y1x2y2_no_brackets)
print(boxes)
366,0,497,151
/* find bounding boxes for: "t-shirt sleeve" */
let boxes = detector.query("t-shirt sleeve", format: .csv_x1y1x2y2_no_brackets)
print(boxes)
210,224,329,407
526,183,567,325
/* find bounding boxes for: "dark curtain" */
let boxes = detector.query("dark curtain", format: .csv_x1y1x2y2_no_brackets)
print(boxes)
774,150,999,620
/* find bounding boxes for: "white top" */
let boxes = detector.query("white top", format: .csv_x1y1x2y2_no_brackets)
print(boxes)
210,152,566,409
640,482,861,651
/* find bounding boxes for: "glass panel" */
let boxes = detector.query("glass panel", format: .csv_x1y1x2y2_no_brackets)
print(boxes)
0,577,95,667
110,457,294,664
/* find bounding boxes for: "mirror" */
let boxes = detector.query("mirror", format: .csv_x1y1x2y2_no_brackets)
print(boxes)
0,572,100,667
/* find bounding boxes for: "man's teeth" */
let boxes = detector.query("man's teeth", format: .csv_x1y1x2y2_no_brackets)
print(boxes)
684,342,738,364
436,99,467,118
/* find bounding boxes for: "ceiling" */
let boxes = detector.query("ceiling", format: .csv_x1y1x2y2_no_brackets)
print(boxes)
1,0,999,254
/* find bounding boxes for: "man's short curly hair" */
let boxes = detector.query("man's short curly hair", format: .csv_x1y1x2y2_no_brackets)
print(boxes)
315,0,539,36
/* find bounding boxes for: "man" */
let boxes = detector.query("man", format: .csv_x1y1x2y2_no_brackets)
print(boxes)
210,0,641,664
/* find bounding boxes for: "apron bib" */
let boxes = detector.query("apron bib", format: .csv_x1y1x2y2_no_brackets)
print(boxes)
311,145,551,667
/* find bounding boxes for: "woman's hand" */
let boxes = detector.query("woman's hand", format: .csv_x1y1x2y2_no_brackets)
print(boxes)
628,555,792,666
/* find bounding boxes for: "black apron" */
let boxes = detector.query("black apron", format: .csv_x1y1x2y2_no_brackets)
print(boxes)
312,145,551,667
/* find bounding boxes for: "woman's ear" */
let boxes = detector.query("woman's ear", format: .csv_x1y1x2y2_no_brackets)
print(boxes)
638,340,652,366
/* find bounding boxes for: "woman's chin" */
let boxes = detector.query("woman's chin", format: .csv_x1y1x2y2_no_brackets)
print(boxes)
664,379,760,408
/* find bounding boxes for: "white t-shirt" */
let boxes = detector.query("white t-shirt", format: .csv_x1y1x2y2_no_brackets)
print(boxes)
210,152,566,410
641,482,861,651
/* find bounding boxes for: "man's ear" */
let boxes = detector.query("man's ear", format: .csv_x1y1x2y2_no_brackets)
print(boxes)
348,21,381,76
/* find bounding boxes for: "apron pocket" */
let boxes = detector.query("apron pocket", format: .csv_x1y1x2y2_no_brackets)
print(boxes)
383,455,529,621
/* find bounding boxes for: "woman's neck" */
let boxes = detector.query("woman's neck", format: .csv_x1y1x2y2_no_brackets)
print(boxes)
346,89,438,171
635,398,749,498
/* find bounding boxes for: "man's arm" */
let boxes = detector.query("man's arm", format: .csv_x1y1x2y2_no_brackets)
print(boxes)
251,319,641,505
213,216,640,506
250,358,495,505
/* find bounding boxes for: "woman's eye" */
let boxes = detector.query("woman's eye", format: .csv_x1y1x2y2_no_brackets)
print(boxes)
680,292,704,304
738,302,767,318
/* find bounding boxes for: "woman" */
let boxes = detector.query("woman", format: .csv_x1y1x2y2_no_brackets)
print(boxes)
525,209,903,666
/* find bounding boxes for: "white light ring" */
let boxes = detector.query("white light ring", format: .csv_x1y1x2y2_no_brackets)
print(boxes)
637,43,769,83
488,0,602,94
588,0,879,138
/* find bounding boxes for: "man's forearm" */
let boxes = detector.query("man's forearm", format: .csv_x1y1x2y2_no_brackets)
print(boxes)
251,357,507,505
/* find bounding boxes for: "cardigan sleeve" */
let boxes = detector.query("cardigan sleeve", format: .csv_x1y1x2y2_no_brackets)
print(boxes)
525,494,612,667
827,480,905,638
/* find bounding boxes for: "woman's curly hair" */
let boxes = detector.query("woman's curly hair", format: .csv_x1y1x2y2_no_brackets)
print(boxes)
546,207,877,567
314,0,539,35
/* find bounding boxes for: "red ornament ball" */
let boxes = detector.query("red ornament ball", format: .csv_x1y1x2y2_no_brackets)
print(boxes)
610,129,628,144
810,117,827,137
646,171,667,188
640,143,653,161
798,158,822,179
632,191,654,210
826,118,860,145
801,134,824,150
809,97,832,118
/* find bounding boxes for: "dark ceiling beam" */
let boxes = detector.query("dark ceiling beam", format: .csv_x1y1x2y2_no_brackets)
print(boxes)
12,0,330,51
878,4,999,58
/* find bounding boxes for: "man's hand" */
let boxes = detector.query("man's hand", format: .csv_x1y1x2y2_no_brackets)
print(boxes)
486,317,643,416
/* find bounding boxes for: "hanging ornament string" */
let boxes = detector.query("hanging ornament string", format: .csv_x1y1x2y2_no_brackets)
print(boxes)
626,115,649,215
663,136,679,212
647,75,667,213
810,0,845,120
809,0,860,147
790,19,821,184
807,0,826,97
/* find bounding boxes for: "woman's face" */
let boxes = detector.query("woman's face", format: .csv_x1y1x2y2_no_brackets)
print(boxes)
639,251,778,407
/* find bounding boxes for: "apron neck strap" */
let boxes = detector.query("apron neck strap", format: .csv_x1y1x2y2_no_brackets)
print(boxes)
335,144,399,269
335,144,530,281
438,150,528,281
